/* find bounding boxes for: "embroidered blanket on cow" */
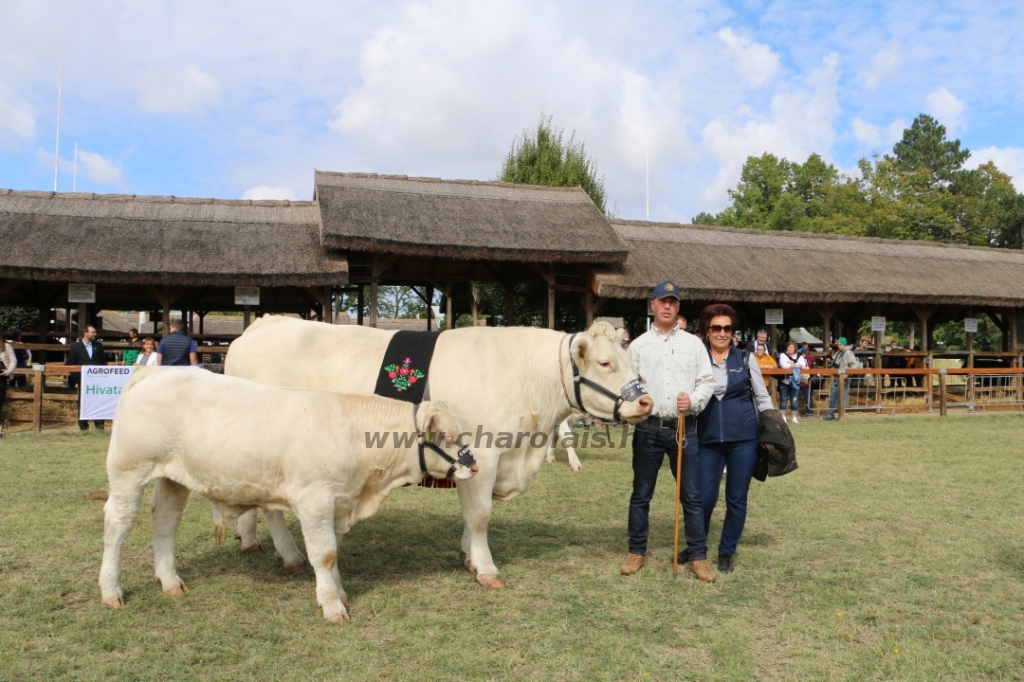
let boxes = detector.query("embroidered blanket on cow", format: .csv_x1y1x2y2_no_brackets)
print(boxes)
373,331,454,488
373,331,442,404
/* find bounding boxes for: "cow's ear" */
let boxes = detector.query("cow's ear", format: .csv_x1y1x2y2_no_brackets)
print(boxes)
418,401,437,434
573,337,590,366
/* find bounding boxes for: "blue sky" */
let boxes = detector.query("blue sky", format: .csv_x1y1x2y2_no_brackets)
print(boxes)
1,0,1022,222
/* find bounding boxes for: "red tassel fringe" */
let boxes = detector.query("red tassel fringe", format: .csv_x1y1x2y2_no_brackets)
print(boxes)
418,475,457,489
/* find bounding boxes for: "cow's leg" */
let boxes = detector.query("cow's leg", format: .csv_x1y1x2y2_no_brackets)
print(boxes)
560,421,583,472
456,462,505,588
264,509,307,573
236,509,263,554
151,478,191,596
99,478,146,608
295,502,348,622
545,426,558,464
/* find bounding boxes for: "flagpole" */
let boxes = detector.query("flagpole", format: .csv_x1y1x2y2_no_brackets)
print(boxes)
54,66,62,192
645,113,650,221
73,142,78,192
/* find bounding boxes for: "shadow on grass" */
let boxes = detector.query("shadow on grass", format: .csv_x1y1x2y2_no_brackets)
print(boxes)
177,507,631,591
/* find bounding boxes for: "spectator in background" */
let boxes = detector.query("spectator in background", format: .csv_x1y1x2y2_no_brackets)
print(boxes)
66,325,108,430
800,343,817,417
753,340,777,390
0,330,17,418
10,330,30,388
156,320,198,367
134,338,158,366
778,342,807,423
122,327,141,366
677,314,688,331
746,330,768,353
826,337,862,420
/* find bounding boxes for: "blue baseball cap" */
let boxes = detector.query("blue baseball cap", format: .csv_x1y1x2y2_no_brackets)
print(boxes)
651,281,681,300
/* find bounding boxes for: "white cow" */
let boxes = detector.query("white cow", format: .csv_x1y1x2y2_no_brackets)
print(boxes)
545,414,585,471
225,318,653,588
99,368,477,623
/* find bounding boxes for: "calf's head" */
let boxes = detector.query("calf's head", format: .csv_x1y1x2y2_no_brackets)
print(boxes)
569,321,654,425
416,401,479,481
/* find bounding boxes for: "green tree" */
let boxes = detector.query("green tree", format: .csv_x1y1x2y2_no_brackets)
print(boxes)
888,114,970,189
500,115,608,214
0,307,38,332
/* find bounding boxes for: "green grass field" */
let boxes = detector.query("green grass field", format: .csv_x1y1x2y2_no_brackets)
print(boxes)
3,416,1024,681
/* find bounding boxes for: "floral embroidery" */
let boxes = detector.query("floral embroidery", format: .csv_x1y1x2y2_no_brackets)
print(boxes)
384,357,424,392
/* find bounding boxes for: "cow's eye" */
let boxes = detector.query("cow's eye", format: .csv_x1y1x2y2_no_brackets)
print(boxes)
599,361,612,369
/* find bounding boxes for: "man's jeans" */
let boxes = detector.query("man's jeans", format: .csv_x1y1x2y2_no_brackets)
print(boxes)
628,421,707,560
698,438,759,557
828,378,851,416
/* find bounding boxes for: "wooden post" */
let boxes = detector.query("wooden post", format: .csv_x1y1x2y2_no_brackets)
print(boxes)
64,305,71,337
584,290,594,329
37,307,49,364
370,281,378,329
908,322,916,350
505,286,515,327
357,286,364,327
966,306,975,410
426,284,434,331
32,368,43,434
547,264,555,330
874,304,883,412
470,284,479,327
445,283,453,330
323,287,333,325
198,311,206,335
77,302,87,334
243,305,251,330
769,324,777,355
939,371,948,416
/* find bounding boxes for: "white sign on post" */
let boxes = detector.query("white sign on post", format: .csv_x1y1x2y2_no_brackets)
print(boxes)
234,286,260,306
871,316,887,332
68,283,96,303
964,318,978,333
79,366,135,420
764,309,784,325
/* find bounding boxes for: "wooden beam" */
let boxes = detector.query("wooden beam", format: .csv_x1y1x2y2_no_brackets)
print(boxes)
357,286,364,327
547,264,555,330
372,253,399,278
584,290,594,328
470,284,479,327
370,280,378,328
426,284,434,331
912,305,937,354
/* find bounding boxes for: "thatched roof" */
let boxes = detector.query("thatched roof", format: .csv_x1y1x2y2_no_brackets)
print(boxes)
315,171,626,263
0,190,348,286
592,220,1024,307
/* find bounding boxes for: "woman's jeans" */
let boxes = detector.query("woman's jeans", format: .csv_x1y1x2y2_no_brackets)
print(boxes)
629,421,707,560
779,382,799,413
698,438,759,557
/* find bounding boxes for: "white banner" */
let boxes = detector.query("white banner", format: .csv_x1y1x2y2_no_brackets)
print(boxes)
235,286,260,306
68,283,96,303
80,366,136,420
964,318,978,333
871,316,887,332
764,309,784,325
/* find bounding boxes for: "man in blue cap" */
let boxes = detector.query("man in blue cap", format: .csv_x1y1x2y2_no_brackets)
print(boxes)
621,281,717,581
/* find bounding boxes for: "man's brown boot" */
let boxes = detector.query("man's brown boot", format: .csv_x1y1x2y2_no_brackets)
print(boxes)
620,553,645,575
688,559,717,582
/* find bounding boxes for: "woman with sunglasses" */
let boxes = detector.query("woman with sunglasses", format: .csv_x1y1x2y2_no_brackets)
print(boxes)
694,304,774,574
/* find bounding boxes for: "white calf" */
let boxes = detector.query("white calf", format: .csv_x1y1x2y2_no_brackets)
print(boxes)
544,415,585,471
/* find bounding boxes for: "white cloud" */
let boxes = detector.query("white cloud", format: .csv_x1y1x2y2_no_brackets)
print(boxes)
851,116,905,150
969,146,1024,191
135,64,220,115
241,185,298,201
700,52,842,209
77,150,123,185
862,42,901,91
926,87,965,135
717,27,780,87
0,86,35,146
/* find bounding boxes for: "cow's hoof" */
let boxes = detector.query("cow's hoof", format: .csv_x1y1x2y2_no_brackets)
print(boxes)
100,595,124,609
163,580,189,596
570,466,583,472
341,596,350,608
544,459,554,465
240,543,265,556
476,573,506,589
325,611,350,624
284,559,307,574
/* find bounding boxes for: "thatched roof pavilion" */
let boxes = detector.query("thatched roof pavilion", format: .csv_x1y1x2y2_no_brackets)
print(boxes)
590,220,1024,351
314,171,627,328
0,190,347,344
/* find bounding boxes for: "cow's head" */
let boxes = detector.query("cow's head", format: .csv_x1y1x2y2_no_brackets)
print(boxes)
568,321,654,424
416,401,479,480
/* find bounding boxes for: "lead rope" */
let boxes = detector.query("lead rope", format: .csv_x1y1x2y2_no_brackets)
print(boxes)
672,412,687,577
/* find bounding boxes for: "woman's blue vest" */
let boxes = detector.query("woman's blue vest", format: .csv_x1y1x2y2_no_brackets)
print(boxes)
697,346,759,445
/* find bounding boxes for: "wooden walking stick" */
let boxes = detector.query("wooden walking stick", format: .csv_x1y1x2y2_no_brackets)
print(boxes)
672,411,686,577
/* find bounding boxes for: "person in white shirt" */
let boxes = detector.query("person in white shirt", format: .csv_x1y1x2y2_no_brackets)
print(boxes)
620,281,717,582
778,342,808,423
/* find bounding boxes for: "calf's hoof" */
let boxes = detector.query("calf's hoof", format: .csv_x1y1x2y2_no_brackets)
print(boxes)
240,543,265,556
284,559,307,574
161,579,190,596
570,466,583,472
476,573,506,589
100,594,124,609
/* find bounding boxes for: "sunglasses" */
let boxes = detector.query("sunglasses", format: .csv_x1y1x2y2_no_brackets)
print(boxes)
709,324,734,334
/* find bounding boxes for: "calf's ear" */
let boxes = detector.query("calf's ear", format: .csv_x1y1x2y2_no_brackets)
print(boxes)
572,337,590,367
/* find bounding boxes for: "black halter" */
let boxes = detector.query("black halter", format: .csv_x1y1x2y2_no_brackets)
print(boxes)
564,333,647,426
412,405,477,480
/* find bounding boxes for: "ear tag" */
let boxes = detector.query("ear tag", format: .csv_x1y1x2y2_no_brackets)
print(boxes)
578,358,585,371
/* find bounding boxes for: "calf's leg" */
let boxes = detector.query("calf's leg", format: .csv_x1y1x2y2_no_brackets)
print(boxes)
545,426,558,464
151,478,191,595
236,508,263,554
296,501,349,622
99,480,147,608
559,421,583,472
264,509,307,573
